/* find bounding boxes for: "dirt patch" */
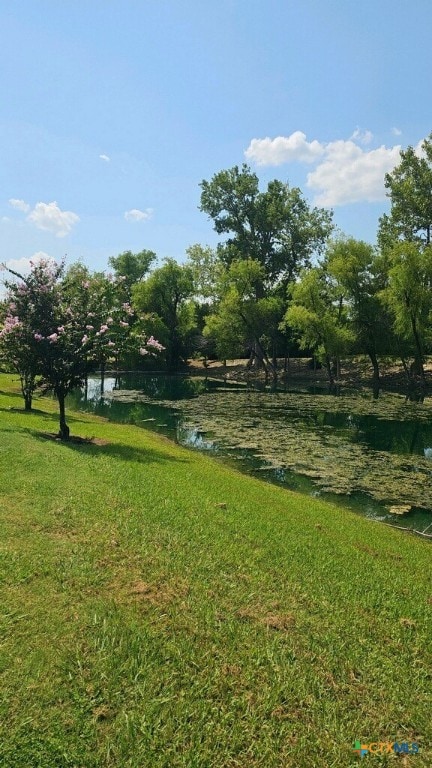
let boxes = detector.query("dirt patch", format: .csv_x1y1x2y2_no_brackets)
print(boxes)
354,544,380,558
236,606,296,631
114,578,190,607
186,356,432,390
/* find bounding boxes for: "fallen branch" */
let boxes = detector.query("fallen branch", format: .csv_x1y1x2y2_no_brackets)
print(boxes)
373,520,432,538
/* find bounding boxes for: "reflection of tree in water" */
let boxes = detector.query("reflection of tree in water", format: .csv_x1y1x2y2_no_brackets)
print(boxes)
116,374,207,400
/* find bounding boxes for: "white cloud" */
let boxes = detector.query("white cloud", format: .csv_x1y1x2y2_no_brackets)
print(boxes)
99,154,110,162
350,128,373,145
8,198,30,213
244,129,403,206
245,131,325,166
392,127,402,136
2,252,51,276
27,201,79,237
124,208,153,222
307,141,401,206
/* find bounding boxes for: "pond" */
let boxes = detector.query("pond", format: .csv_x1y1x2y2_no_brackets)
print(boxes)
69,373,432,535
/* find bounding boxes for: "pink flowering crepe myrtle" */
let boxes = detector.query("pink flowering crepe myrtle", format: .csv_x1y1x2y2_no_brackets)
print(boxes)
0,258,164,437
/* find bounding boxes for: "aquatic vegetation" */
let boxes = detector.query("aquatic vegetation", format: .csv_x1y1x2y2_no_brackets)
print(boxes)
106,383,432,514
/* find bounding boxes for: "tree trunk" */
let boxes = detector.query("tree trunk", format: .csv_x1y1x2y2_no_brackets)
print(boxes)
410,313,426,383
19,373,34,411
100,360,105,396
57,392,70,440
325,355,334,386
400,355,411,384
368,350,380,382
272,342,277,371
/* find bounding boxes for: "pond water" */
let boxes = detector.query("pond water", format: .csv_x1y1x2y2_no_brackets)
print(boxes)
69,374,432,534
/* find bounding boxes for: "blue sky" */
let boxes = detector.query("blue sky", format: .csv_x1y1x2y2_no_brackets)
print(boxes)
1,0,432,277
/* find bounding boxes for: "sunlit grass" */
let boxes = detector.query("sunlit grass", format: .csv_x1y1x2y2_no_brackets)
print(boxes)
0,373,431,766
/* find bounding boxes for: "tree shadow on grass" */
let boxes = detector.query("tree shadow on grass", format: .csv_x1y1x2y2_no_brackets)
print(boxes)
28,429,188,466
0,406,87,424
0,389,24,398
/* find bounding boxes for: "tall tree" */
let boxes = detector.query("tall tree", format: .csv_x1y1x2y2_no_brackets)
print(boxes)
199,165,333,369
378,135,432,250
200,165,333,286
324,237,393,382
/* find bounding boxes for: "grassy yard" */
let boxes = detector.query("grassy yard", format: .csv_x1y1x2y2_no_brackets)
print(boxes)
0,373,431,767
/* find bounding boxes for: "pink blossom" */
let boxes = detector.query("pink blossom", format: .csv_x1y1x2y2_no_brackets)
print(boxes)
107,341,115,347
47,333,58,343
34,333,43,341
122,302,134,315
87,312,95,318
4,316,21,332
57,326,65,333
107,317,114,325
9,302,16,312
139,347,149,356
82,281,90,289
147,335,165,351
81,334,89,344
86,325,94,330
99,324,108,333
120,320,129,327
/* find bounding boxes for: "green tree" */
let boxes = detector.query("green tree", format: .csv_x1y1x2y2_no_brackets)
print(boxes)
108,249,156,295
199,165,333,370
378,135,432,250
283,266,354,385
324,237,393,382
379,242,432,381
200,165,333,285
132,259,196,371
186,244,223,301
203,259,280,370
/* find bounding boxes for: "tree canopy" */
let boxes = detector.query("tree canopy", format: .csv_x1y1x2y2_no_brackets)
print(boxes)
378,134,432,250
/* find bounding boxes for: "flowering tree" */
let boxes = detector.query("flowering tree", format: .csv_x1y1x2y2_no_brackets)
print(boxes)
63,266,164,393
0,259,163,439
0,260,63,410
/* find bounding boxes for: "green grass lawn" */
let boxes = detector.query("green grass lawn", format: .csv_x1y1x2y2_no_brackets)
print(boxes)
0,373,431,767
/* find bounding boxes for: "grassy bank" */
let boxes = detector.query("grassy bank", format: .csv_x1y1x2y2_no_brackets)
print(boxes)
1,374,431,767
